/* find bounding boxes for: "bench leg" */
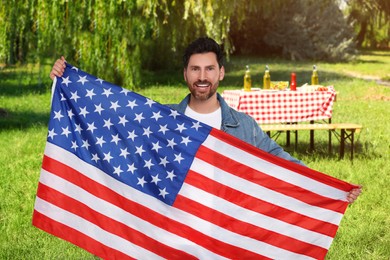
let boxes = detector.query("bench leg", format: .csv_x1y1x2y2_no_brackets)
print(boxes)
339,129,345,159
286,130,291,147
328,118,332,154
310,120,314,152
350,130,355,160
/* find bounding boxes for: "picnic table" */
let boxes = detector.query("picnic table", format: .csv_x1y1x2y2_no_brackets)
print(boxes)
221,87,362,160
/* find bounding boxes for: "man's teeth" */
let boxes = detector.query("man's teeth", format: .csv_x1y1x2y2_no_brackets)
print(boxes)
197,83,209,87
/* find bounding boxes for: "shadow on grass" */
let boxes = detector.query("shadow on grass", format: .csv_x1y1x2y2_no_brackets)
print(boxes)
279,139,380,161
0,69,52,97
0,110,49,130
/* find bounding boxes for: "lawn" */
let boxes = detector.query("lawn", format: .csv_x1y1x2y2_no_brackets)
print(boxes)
0,50,389,259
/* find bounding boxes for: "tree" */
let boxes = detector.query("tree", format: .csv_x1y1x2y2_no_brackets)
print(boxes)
346,0,390,48
231,0,357,61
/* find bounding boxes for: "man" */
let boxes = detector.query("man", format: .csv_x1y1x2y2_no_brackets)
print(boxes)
49,37,361,203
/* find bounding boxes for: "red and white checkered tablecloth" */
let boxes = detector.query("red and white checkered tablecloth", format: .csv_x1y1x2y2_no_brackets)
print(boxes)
221,87,337,124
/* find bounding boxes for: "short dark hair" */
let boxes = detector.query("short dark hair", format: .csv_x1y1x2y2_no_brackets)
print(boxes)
183,37,224,69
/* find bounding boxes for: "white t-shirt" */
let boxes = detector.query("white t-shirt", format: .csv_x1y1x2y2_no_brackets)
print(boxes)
185,106,222,130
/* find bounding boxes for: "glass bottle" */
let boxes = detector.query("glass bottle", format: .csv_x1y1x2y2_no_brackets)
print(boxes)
263,65,271,90
311,65,319,85
243,65,252,91
290,72,296,91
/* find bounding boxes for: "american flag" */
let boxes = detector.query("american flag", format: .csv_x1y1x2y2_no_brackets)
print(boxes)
33,63,355,259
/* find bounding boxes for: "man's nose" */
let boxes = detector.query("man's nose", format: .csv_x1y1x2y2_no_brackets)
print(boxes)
198,69,207,81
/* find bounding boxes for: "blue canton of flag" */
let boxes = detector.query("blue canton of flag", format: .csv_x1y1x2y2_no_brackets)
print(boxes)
47,63,211,205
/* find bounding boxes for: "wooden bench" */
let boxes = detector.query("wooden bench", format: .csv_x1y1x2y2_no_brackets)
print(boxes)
260,123,363,160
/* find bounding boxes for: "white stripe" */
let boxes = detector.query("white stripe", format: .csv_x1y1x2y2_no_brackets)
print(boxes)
191,157,343,225
42,142,227,260
181,181,332,250
203,134,348,201
43,143,313,259
34,197,162,260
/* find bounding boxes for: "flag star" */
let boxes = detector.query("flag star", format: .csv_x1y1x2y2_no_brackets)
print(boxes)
103,118,113,129
81,139,90,150
166,170,176,181
127,130,138,141
142,127,153,138
181,136,192,146
79,106,89,118
96,136,106,147
175,123,187,133
159,188,169,198
174,153,184,164
53,110,64,121
169,109,180,119
67,109,74,119
103,152,113,163
120,88,131,96
127,163,137,174
70,91,81,102
158,124,169,135
86,122,97,133
151,141,162,153
134,113,145,123
47,128,57,140
95,78,104,84
159,156,169,167
144,159,154,170
77,75,89,85
151,111,163,121
60,93,66,101
135,145,145,156
137,176,147,187
167,138,177,149
74,123,82,133
91,153,100,163
118,115,128,126
61,76,72,87
86,89,96,99
61,126,71,138
119,148,130,158
102,88,113,97
126,100,138,109
145,98,155,107
71,66,78,71
94,103,104,115
151,174,161,184
110,101,121,111
113,165,123,176
111,134,121,145
191,121,202,131
71,141,78,151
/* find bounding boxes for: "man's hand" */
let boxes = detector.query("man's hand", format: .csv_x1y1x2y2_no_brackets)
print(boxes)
50,56,66,80
347,185,362,204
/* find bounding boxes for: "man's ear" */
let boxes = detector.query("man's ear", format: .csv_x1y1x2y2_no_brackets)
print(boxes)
219,66,225,81
183,68,187,82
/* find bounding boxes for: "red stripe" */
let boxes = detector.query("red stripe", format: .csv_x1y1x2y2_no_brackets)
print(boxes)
198,138,348,214
32,209,133,260
40,155,264,259
36,183,190,259
186,168,339,237
209,128,355,194
179,171,329,259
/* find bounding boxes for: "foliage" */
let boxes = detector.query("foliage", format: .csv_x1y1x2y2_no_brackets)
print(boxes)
0,0,238,88
346,0,390,48
231,0,357,61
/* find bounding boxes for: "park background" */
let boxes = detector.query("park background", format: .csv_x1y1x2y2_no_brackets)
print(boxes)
1,0,389,259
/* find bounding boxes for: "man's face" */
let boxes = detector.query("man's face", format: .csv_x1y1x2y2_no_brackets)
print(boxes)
184,52,225,101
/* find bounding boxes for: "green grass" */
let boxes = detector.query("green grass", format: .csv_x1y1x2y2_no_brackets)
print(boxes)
1,50,390,259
